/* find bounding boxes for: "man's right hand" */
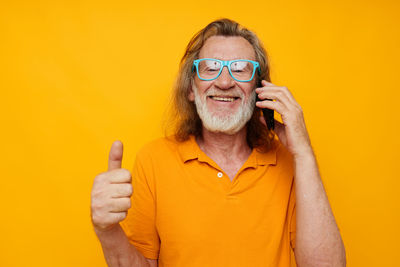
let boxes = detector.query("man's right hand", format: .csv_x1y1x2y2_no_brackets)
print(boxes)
91,141,133,232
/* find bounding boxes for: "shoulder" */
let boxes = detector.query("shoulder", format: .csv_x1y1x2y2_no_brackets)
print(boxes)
273,137,295,170
135,136,181,161
132,137,187,182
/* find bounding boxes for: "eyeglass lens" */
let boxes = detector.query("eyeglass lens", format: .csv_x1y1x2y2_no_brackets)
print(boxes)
198,60,254,81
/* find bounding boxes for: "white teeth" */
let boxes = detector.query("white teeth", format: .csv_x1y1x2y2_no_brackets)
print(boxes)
211,96,235,102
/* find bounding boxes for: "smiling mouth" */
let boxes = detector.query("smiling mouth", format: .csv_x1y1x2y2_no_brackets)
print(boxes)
209,96,240,102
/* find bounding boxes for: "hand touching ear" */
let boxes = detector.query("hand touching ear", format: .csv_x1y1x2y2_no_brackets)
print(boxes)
256,80,312,158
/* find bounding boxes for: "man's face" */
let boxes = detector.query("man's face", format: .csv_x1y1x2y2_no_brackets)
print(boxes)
189,36,257,135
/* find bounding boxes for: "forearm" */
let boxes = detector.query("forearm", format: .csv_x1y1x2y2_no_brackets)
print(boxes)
95,224,151,267
294,150,346,267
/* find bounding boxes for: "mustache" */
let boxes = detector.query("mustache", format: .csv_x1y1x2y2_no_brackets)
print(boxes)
204,88,244,98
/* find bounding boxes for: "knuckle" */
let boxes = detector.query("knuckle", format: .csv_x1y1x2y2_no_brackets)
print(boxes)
110,215,120,224
113,186,122,196
122,198,131,209
127,184,133,195
96,172,112,183
114,168,131,182
91,198,106,212
91,184,108,200
118,212,127,222
94,172,105,183
124,183,133,193
91,214,100,225
122,169,132,180
111,199,120,211
100,217,115,228
91,210,107,226
116,187,125,196
294,106,302,114
116,168,128,175
90,189,101,202
121,168,130,175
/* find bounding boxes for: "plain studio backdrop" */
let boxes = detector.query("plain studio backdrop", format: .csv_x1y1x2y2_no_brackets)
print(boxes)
0,0,399,266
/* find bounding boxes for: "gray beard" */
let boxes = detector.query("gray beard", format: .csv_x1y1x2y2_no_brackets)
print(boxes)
193,85,256,135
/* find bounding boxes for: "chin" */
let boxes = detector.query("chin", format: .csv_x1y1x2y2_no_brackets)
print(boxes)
202,113,248,135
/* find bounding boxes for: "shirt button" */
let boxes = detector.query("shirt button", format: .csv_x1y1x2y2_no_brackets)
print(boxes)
217,172,223,178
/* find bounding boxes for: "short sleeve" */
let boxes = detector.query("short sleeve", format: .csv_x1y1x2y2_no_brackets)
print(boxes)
289,180,296,250
120,152,160,259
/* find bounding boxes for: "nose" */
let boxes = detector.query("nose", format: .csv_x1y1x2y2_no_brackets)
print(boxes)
214,66,235,90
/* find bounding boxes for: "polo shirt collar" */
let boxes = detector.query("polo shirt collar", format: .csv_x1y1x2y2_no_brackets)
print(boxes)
177,135,277,168
177,135,199,162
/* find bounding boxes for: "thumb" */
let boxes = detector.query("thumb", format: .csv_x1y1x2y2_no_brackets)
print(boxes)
108,140,123,171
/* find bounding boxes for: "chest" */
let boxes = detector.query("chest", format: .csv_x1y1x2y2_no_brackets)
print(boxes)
214,162,240,181
154,164,294,263
155,161,293,238
214,159,247,181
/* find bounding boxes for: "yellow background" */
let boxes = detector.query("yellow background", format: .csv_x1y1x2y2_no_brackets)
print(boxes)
0,0,399,266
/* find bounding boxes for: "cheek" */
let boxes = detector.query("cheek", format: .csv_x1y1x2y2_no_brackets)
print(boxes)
242,83,256,99
192,79,212,99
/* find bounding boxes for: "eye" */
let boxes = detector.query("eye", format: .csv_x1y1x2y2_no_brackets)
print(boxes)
231,61,247,71
205,60,220,71
206,67,219,72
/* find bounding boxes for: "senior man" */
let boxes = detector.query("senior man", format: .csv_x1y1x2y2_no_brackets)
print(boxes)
91,18,346,267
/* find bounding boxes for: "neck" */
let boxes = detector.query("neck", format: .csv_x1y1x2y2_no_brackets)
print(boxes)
196,126,252,160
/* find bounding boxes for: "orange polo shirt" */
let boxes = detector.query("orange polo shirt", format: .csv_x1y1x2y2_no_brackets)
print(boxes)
120,135,296,267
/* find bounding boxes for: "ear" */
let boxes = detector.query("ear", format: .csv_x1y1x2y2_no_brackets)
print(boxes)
188,80,195,102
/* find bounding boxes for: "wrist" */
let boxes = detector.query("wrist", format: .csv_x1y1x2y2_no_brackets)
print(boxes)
293,147,319,178
93,223,121,236
292,146,315,161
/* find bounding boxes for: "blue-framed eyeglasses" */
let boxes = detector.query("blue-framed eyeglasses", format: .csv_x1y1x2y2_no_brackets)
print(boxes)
192,58,260,82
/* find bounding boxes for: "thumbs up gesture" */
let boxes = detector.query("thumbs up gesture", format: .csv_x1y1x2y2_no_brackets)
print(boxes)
91,141,133,231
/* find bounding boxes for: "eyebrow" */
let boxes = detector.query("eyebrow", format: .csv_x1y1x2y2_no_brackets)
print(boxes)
199,57,256,61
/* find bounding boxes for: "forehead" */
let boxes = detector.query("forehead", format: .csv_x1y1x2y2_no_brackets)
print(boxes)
199,36,256,61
